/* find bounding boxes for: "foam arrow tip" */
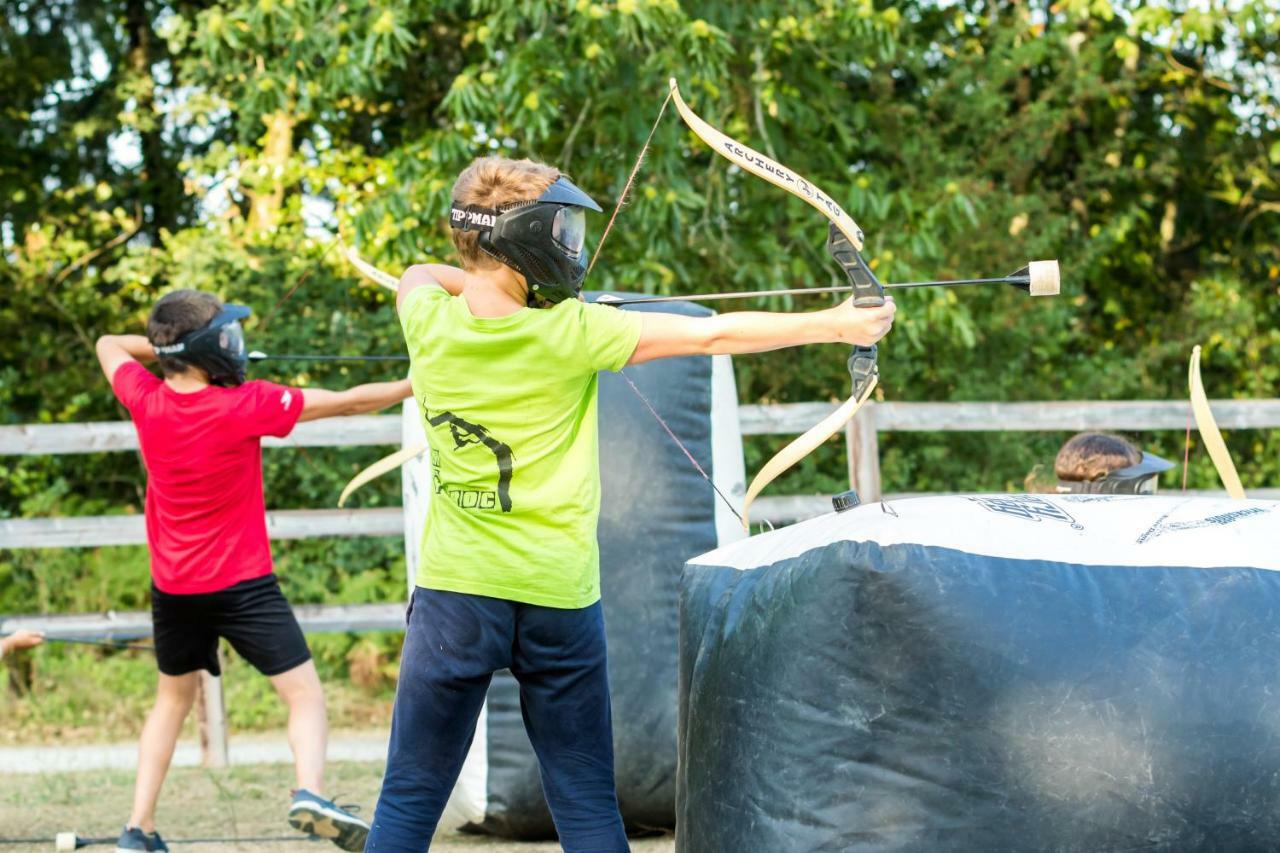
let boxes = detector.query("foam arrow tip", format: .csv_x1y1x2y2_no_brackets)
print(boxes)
1027,260,1060,296
1005,260,1060,296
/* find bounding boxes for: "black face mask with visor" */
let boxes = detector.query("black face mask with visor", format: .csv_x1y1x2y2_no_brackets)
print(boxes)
152,304,252,387
1056,451,1176,495
449,176,602,306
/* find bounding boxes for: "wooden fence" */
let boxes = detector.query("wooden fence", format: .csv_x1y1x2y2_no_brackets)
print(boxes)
3,397,1279,764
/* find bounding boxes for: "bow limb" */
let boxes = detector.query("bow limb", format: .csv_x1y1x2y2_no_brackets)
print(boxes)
1188,345,1246,499
668,79,867,251
742,374,878,529
670,78,886,525
335,245,421,505
338,442,428,507
344,244,400,292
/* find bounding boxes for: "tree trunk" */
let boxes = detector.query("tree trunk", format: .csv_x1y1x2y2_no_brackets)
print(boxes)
248,111,296,234
125,0,181,237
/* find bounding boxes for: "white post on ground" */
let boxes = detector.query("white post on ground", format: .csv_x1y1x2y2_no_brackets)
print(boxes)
196,645,229,768
846,402,882,502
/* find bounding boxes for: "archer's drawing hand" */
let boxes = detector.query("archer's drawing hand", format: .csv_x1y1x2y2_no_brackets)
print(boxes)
831,295,896,346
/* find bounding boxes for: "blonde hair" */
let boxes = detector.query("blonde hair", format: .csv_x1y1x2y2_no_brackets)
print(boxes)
450,156,560,271
1054,432,1142,482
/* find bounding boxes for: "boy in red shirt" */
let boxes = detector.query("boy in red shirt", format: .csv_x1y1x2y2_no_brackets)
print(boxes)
96,289,412,853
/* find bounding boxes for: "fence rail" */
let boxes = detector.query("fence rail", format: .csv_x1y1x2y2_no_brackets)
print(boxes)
0,603,406,641
4,399,1279,548
0,508,403,549
5,400,1280,456
0,415,396,456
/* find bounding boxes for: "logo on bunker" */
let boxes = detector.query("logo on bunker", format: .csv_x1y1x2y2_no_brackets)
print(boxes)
966,495,1084,529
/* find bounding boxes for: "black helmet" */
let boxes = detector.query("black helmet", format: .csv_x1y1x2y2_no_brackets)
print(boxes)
1056,451,1176,495
151,304,252,387
450,176,602,306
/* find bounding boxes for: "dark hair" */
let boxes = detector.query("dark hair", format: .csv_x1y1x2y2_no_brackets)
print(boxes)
1054,432,1142,482
148,290,221,377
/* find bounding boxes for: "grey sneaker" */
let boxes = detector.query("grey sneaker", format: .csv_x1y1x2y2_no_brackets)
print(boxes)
115,826,169,852
288,789,370,852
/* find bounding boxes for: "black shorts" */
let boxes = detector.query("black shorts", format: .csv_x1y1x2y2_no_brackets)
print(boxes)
151,574,311,677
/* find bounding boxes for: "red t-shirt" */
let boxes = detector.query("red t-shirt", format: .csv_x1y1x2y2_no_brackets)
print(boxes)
111,362,304,594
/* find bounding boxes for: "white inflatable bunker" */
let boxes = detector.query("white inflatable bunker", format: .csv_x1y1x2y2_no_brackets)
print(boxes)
679,494,1280,852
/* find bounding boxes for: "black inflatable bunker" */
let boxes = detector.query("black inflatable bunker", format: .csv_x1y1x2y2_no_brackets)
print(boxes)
678,494,1280,852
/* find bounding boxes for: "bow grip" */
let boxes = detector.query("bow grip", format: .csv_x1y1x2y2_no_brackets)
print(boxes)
848,344,878,399
827,222,884,308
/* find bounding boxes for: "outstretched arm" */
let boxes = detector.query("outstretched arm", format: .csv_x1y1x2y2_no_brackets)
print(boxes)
627,297,896,365
298,378,414,423
95,334,156,383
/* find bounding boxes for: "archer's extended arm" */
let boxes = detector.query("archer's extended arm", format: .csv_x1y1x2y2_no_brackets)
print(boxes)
626,298,895,366
298,379,414,422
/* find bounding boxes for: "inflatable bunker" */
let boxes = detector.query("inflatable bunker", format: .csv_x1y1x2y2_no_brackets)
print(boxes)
402,299,747,838
678,494,1280,852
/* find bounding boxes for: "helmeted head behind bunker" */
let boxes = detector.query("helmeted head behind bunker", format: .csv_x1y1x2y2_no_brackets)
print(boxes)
148,289,251,387
1056,451,1175,495
448,157,601,307
1054,432,1175,495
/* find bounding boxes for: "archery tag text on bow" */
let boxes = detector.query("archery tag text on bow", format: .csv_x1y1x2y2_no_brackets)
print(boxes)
718,140,849,222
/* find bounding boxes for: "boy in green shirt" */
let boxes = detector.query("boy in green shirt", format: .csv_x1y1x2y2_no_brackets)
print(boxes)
367,156,896,851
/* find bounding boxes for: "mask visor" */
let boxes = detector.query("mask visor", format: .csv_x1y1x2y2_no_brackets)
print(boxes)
218,320,246,360
552,206,587,257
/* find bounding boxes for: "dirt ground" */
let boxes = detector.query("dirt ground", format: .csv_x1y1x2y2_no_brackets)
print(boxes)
0,761,675,852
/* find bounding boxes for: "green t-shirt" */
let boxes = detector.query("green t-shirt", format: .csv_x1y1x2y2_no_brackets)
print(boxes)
399,285,643,608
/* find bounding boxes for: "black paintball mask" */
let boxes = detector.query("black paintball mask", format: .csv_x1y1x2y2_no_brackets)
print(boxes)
152,304,252,387
1056,451,1176,496
449,176,602,306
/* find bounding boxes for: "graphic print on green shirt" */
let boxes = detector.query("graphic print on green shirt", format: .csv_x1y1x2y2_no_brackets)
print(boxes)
425,410,515,512
400,285,643,609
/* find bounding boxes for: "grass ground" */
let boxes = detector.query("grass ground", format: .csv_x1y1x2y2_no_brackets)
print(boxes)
1,644,397,746
0,761,675,853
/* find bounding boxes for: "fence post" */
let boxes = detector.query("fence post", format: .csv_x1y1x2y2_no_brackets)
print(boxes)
196,645,229,768
846,402,882,501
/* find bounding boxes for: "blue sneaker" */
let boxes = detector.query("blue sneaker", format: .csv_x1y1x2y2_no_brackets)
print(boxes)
115,826,169,852
288,789,370,852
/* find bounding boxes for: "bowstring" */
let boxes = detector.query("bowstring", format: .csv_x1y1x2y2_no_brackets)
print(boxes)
587,89,673,276
255,235,342,332
589,88,748,528
618,371,744,527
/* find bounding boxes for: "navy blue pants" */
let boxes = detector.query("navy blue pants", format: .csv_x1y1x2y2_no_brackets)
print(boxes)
367,588,629,852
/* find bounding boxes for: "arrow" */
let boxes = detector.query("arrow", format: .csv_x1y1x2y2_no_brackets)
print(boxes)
248,351,409,363
595,261,1060,306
